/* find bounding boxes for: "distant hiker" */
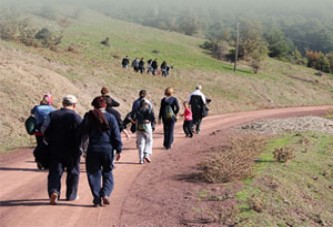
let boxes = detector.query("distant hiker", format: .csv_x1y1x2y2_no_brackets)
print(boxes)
101,86,120,108
158,87,180,150
30,94,55,169
151,59,158,75
189,85,207,134
121,56,130,69
180,101,193,138
100,37,110,47
146,59,153,74
43,95,82,205
132,58,140,72
160,61,167,76
130,99,155,164
80,96,122,207
139,58,145,74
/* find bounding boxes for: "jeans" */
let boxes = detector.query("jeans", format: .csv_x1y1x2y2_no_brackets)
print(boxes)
48,155,80,200
86,150,114,205
162,119,175,149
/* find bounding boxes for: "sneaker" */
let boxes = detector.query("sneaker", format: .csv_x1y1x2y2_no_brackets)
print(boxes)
144,156,152,163
139,160,144,164
37,161,43,170
93,201,102,207
102,196,110,205
67,195,79,201
50,192,58,205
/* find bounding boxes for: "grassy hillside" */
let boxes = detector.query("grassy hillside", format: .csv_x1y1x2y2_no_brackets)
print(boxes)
0,9,332,151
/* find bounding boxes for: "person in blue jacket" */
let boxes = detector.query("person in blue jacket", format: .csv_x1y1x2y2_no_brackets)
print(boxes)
43,95,82,205
81,96,122,207
30,94,55,169
158,87,180,150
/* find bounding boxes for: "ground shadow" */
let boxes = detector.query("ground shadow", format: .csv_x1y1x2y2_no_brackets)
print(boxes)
175,172,204,184
254,159,276,163
0,167,47,172
115,161,140,165
0,199,93,208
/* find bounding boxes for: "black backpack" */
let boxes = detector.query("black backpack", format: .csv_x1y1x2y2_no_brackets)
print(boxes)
25,115,37,135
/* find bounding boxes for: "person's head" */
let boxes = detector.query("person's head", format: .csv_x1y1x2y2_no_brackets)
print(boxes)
40,94,53,105
91,96,107,109
141,57,144,60
62,95,77,108
164,87,174,96
196,85,202,90
183,101,189,108
100,87,109,96
139,90,147,99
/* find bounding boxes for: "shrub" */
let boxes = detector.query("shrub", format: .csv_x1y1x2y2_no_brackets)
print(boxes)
273,147,295,163
199,135,264,183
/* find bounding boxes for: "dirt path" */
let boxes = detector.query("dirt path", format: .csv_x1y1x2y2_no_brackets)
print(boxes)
0,106,332,227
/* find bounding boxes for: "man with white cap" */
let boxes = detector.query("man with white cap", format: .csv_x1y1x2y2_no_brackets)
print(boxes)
43,95,82,205
188,85,207,134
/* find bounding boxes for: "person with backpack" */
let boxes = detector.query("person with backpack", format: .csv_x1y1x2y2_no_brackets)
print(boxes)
80,96,122,207
130,99,155,164
121,56,130,69
160,61,168,77
131,58,140,72
43,95,82,205
146,59,153,74
138,57,145,74
30,94,56,169
151,59,158,75
158,87,179,150
189,85,207,134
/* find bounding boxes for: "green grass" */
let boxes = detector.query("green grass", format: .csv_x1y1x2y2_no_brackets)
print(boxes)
236,132,333,226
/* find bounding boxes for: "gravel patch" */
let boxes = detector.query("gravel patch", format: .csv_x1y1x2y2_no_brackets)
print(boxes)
237,116,333,135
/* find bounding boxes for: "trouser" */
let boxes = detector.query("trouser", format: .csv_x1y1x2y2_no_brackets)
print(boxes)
192,115,203,132
183,120,193,137
48,155,80,200
163,119,175,149
86,150,114,205
136,124,153,161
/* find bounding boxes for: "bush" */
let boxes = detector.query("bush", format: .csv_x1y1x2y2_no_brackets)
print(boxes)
273,147,295,163
199,135,264,183
306,50,331,73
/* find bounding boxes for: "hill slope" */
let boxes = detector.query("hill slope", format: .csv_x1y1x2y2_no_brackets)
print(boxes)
0,10,332,151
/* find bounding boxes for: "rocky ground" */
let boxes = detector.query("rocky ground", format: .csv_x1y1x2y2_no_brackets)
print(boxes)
236,116,333,135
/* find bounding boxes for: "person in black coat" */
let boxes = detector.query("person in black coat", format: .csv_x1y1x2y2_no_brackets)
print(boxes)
80,96,122,207
158,87,180,149
139,58,145,74
101,86,120,108
151,59,158,75
121,56,130,69
43,95,82,205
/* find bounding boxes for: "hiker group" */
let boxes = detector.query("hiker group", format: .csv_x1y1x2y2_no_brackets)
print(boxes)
27,85,209,207
122,56,172,77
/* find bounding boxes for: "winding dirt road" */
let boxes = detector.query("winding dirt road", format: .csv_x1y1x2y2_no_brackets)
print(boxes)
0,106,332,227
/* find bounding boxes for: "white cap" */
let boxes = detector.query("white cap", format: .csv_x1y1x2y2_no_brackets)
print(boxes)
63,95,78,105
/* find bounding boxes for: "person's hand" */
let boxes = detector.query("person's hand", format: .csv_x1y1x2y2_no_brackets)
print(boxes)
158,119,162,124
115,153,121,161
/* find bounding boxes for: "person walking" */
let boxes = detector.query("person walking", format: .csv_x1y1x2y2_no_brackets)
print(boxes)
121,56,130,69
180,101,193,138
151,59,158,75
189,85,207,134
139,58,145,74
101,86,120,108
131,99,155,164
43,95,82,205
30,94,55,169
158,87,179,150
81,96,122,207
131,58,140,72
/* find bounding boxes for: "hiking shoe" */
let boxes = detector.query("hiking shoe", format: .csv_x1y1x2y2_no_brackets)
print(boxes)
144,156,152,163
102,196,110,205
50,192,58,205
67,195,79,201
139,160,144,164
36,161,43,170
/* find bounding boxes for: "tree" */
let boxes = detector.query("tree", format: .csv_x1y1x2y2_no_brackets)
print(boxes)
306,50,330,73
264,27,293,58
326,52,333,73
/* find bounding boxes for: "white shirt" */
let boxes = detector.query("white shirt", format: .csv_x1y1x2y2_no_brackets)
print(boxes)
188,89,206,104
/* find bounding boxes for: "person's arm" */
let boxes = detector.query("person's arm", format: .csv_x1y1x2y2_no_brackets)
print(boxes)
109,115,122,154
173,97,180,115
111,98,120,107
41,112,51,134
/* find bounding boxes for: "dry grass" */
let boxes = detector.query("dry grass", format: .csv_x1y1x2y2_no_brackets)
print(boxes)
199,135,265,183
273,147,295,163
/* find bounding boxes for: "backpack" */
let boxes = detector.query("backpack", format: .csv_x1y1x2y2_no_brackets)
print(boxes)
25,115,37,135
164,104,175,120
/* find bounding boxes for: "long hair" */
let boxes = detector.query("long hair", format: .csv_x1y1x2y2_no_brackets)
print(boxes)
88,96,110,132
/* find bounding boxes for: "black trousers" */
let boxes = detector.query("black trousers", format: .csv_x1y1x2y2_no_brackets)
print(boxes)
192,115,202,132
163,119,175,149
48,154,80,200
183,120,193,137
